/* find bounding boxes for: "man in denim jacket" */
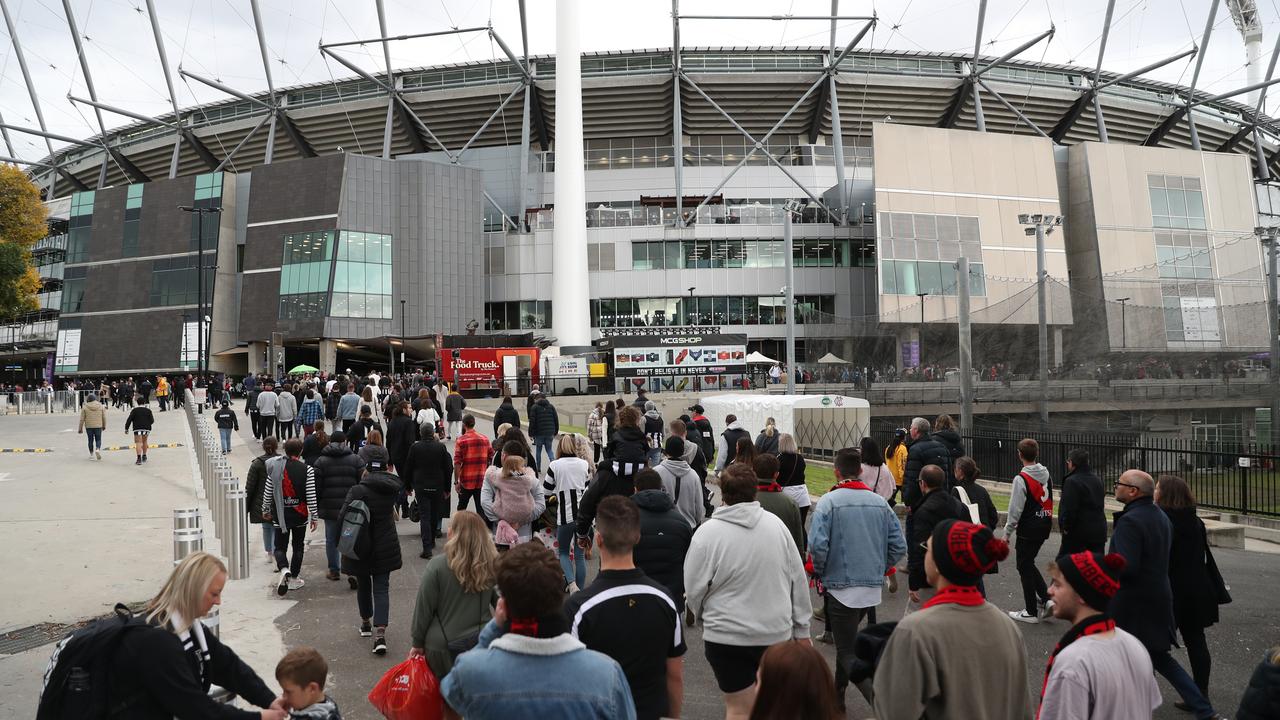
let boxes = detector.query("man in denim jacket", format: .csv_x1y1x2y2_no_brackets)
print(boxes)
441,543,636,720
808,447,907,711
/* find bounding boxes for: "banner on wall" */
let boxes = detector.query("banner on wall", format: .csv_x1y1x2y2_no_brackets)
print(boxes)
1180,297,1221,342
901,340,920,368
55,329,81,372
605,333,748,379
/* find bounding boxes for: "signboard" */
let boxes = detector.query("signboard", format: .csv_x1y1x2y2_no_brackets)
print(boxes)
441,347,540,392
598,325,720,338
612,343,747,378
547,356,588,377
901,340,919,369
1180,297,1220,342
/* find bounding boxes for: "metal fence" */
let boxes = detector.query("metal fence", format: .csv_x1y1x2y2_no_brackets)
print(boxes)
0,390,83,414
962,429,1280,518
775,378,1272,407
182,389,250,580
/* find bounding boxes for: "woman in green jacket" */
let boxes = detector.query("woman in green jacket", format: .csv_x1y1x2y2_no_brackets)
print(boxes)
408,511,498,678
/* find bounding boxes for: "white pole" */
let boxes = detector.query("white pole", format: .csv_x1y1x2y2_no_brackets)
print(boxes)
957,256,973,434
551,0,591,348
1036,223,1049,427
784,211,797,394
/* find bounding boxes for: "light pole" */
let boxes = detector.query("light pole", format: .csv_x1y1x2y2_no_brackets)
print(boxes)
177,205,222,381
400,299,407,370
686,286,696,325
1018,212,1062,428
915,292,929,370
783,199,801,394
1256,226,1280,451
1116,297,1131,349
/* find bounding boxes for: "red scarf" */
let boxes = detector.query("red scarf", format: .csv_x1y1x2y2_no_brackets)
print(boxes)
757,481,782,492
1037,615,1115,718
921,584,985,609
833,480,871,492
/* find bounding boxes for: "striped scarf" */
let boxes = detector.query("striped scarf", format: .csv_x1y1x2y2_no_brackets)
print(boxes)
1037,614,1114,719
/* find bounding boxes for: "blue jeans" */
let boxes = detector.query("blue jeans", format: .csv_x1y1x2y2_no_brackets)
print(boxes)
85,427,102,453
417,490,444,553
646,448,662,467
1151,649,1215,719
357,572,391,627
533,436,554,472
323,519,342,574
260,524,275,554
219,427,232,453
557,524,586,589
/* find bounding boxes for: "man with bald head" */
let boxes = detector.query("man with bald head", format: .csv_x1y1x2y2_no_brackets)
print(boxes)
1111,469,1226,719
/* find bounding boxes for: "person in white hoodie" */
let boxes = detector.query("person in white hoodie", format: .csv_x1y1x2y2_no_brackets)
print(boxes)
653,436,705,529
1004,438,1056,624
684,464,812,719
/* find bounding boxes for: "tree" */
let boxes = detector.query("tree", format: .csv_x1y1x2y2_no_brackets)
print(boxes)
0,164,48,319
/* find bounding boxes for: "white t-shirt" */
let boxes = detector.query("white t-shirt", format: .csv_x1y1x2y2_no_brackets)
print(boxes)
1038,627,1161,720
828,584,882,610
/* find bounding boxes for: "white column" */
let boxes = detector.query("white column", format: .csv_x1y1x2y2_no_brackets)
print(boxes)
551,0,591,347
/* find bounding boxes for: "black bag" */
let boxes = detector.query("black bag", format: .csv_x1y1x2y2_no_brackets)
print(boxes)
338,498,372,560
435,588,489,660
1201,520,1232,605
37,604,148,720
408,499,421,523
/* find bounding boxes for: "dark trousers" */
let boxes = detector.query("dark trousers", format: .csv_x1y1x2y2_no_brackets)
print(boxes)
457,487,483,513
417,490,445,552
827,595,870,698
273,525,306,576
248,411,261,439
260,416,276,439
1015,536,1049,614
1058,534,1104,557
1180,621,1212,695
356,573,391,627
1151,649,1215,718
276,418,295,439
592,442,602,464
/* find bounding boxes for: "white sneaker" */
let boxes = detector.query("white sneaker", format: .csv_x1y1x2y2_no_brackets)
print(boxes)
276,569,291,596
886,572,899,593
265,552,275,565
1009,610,1040,624
287,577,306,591
1040,599,1056,620
94,450,101,460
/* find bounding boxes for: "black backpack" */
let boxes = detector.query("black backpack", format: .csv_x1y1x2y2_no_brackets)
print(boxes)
37,604,149,719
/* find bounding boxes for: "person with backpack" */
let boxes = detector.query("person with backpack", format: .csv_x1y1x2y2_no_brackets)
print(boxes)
686,404,716,465
642,401,664,467
38,551,287,720
337,446,404,656
1005,438,1055,624
313,431,364,587
482,442,545,547
124,397,155,466
261,438,318,597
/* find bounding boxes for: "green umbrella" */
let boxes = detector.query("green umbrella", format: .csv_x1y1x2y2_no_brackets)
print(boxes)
288,364,320,374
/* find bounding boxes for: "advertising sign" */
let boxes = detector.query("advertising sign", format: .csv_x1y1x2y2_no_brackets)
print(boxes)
901,340,920,369
611,334,748,379
1179,297,1221,342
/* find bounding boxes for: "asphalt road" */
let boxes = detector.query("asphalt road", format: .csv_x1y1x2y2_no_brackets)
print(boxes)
268,486,1278,720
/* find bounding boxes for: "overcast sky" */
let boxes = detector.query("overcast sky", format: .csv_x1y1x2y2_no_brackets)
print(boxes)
0,0,1275,163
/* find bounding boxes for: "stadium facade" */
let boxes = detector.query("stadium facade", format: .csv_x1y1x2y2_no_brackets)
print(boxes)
3,35,1280,380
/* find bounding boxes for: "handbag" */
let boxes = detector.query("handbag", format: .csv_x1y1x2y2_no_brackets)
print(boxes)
408,499,421,523
1200,520,1232,605
433,573,490,660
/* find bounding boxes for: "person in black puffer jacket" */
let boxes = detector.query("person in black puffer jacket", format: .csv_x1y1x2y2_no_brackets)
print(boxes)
527,395,560,472
314,432,365,585
402,431,453,558
931,414,965,467
631,470,692,610
1058,449,1107,555
339,446,404,655
902,417,953,508
244,437,279,565
493,396,520,439
603,406,649,470
1237,648,1280,720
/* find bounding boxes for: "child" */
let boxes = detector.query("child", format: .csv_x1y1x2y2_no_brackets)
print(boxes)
275,647,342,719
487,449,538,546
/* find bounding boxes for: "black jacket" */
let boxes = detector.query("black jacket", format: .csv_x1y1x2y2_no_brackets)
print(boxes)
213,407,238,430
951,480,999,530
445,393,466,422
385,415,419,472
754,431,779,456
689,415,715,461
244,388,260,415
604,426,649,465
632,489,693,609
778,452,807,488
932,429,964,465
1164,506,1219,630
528,398,560,438
721,427,750,466
575,462,636,539
125,406,155,433
908,489,968,591
493,402,520,436
340,471,405,576
300,433,326,466
324,389,341,421
1109,496,1176,653
346,418,382,449
902,435,953,507
1236,651,1280,720
403,436,453,494
313,444,365,520
111,620,276,720
1057,464,1107,555
243,453,276,524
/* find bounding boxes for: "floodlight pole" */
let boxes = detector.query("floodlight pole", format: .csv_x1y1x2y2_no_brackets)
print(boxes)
784,204,797,394
249,0,278,163
61,0,111,186
1,0,60,195
673,0,685,227
1116,297,1130,348
1185,0,1222,151
1018,215,1055,427
1259,227,1280,451
828,0,848,225
144,0,185,178
971,0,988,131
957,256,973,434
1091,0,1117,143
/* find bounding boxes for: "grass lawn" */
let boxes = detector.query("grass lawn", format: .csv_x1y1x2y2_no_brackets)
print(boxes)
803,462,1011,513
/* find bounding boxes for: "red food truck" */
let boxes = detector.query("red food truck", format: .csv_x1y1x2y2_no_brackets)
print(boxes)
440,346,540,397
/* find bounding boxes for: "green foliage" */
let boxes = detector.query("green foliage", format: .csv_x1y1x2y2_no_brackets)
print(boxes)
0,164,49,318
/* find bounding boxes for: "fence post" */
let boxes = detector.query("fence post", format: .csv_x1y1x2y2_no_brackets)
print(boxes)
1239,459,1250,516
226,488,249,580
173,507,204,565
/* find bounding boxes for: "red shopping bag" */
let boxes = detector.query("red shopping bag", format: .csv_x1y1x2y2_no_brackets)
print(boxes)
368,656,443,720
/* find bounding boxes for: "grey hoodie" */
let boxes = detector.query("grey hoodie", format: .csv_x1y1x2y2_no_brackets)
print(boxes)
653,458,705,528
289,696,342,719
1004,462,1050,537
683,501,812,647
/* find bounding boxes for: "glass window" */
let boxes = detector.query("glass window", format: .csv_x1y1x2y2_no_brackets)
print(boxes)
712,297,728,325
917,261,944,295
881,260,898,295
969,263,986,296
896,260,918,296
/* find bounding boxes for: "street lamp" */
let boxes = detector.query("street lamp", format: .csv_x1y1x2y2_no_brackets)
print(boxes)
400,299,407,370
686,286,696,325
782,199,802,394
915,292,929,370
1018,212,1063,428
1116,297,1131,349
177,204,222,381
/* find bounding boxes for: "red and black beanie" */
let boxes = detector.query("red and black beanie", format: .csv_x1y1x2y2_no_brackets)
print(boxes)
1057,551,1126,611
930,519,1010,586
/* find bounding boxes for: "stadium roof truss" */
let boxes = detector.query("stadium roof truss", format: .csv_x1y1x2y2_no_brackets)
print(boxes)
8,0,1280,212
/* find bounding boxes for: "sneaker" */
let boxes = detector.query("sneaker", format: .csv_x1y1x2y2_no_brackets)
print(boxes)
360,621,372,637
276,569,291,596
135,457,142,465
373,631,387,655
326,570,340,581
94,450,101,460
142,455,147,462
1039,599,1056,620
817,630,834,644
287,577,305,591
419,550,433,560
1009,610,1040,624
812,606,826,622
347,576,358,590
886,571,899,594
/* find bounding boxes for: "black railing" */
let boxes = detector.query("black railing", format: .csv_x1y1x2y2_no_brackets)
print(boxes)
781,378,1273,407
961,430,1279,518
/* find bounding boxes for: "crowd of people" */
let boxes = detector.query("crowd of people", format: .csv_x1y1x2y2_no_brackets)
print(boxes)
38,370,1280,720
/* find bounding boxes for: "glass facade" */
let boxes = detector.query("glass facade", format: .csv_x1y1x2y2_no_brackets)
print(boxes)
332,231,393,319
1148,174,1206,230
66,191,94,264
591,295,836,328
122,184,143,257
881,260,987,297
60,266,86,313
190,172,224,251
279,231,335,320
151,255,213,307
630,239,875,270
879,211,986,296
484,300,552,330
541,137,871,173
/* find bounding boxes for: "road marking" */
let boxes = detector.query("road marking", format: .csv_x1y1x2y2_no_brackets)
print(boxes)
0,473,11,482
0,448,52,453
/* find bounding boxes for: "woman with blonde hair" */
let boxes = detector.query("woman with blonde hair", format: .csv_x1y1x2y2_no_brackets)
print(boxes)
102,552,286,719
776,432,811,531
545,433,593,590
755,416,780,455
409,511,499,678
